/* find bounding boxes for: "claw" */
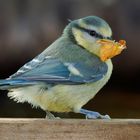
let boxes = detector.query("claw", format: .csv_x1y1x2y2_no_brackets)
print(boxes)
100,114,111,119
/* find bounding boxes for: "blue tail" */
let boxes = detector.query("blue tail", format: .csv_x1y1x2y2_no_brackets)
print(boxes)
0,79,36,90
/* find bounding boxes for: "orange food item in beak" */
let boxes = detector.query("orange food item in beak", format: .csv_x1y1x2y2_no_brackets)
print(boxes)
97,39,126,62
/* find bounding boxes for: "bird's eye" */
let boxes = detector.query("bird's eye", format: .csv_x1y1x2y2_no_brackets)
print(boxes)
89,30,97,37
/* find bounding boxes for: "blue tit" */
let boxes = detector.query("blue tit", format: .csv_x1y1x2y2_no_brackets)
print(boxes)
0,16,126,119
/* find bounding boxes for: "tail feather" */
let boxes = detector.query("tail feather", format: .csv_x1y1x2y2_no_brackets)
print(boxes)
0,79,36,90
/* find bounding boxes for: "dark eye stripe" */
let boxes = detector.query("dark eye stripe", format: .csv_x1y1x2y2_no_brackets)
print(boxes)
107,36,112,40
73,24,112,40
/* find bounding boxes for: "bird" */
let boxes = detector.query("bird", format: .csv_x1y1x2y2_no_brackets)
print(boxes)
0,16,126,119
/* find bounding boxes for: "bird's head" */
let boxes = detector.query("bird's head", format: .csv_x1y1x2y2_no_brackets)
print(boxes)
64,16,126,62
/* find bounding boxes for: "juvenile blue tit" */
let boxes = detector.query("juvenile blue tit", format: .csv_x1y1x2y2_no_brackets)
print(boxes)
0,16,126,119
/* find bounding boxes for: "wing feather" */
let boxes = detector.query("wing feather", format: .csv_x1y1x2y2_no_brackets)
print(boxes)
10,55,108,84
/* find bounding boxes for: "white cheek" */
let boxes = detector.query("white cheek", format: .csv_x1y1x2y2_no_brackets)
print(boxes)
82,32,96,43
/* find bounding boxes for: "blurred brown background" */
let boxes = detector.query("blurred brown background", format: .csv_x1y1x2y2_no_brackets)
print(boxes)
0,0,140,118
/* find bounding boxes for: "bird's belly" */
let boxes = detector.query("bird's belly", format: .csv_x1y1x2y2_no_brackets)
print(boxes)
40,83,102,112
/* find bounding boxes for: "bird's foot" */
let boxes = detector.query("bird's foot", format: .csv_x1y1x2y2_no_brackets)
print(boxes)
45,111,60,119
80,109,111,119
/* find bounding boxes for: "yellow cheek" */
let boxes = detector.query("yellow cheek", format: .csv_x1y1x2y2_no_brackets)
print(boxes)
72,28,101,56
72,28,88,47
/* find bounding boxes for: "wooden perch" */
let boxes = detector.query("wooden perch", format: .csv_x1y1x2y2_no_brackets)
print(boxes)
0,119,140,140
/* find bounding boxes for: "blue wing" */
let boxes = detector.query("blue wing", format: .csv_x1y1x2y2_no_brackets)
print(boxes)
9,56,108,85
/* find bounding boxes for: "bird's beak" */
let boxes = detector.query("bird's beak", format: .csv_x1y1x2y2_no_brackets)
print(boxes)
97,39,127,62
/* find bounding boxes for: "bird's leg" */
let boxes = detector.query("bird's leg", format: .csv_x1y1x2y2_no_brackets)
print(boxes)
79,108,111,119
45,111,61,119
45,111,56,119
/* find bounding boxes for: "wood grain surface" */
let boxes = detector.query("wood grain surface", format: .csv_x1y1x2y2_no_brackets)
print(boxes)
0,119,139,140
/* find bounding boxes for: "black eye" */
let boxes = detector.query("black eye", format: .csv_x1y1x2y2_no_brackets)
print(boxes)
89,30,96,37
